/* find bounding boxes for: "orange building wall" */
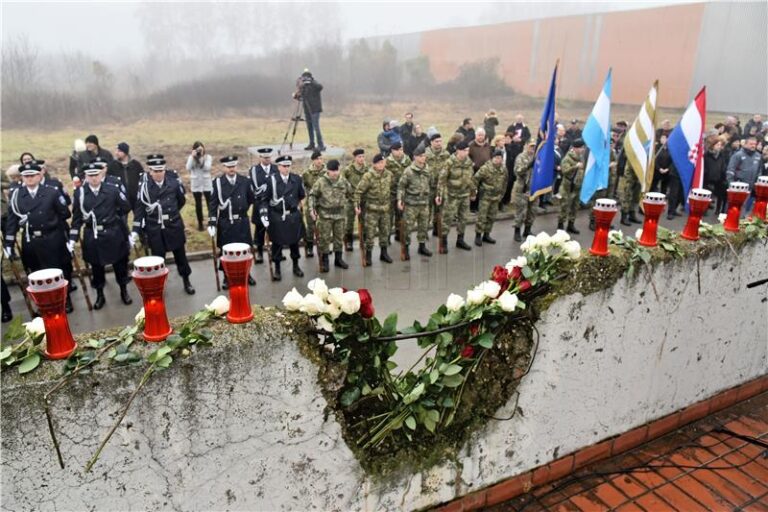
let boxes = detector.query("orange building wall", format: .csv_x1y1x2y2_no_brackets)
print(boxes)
420,3,706,107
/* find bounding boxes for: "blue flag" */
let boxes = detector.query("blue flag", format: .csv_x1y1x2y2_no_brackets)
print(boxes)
529,64,558,201
580,69,613,203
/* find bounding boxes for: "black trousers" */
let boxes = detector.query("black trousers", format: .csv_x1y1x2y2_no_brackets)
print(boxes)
666,172,683,214
150,247,191,277
253,222,267,250
193,191,212,226
1,276,9,308
91,255,130,290
272,243,300,264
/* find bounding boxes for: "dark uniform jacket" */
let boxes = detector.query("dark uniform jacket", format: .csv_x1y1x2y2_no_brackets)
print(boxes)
208,174,255,247
108,159,144,207
70,148,115,179
249,164,278,223
258,173,305,247
71,182,131,266
132,174,187,253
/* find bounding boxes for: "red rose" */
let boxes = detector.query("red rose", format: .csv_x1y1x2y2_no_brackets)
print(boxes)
491,265,510,291
518,280,532,292
469,323,480,336
509,266,523,281
461,345,475,358
357,288,375,319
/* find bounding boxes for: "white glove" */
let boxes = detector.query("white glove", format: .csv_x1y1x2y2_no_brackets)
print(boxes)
130,232,139,247
261,215,270,228
207,226,216,238
66,240,76,254
2,247,11,260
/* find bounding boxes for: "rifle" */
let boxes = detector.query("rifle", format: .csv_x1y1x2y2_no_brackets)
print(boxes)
399,205,407,261
357,211,365,267
437,202,444,253
265,231,274,281
312,212,321,273
210,236,221,292
70,250,93,311
4,254,35,317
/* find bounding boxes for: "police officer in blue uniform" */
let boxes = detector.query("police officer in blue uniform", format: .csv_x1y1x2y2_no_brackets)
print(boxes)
70,163,133,309
130,154,195,295
249,147,278,264
208,155,257,289
257,155,305,281
4,162,75,312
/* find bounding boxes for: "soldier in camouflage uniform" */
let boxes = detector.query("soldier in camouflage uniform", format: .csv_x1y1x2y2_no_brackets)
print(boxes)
557,139,586,234
437,140,475,251
355,153,394,266
301,150,325,257
589,147,618,231
511,141,538,242
341,148,369,251
309,159,351,273
472,149,508,246
397,146,434,260
385,142,411,242
620,161,643,226
425,133,450,236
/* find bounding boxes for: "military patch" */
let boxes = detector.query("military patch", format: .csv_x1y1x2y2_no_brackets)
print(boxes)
120,192,127,202
59,196,67,206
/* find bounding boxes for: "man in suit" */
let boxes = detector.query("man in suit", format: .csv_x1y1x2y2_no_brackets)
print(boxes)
257,155,305,281
249,147,278,263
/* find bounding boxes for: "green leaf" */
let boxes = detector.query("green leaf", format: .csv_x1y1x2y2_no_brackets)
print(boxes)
386,360,398,371
441,397,455,408
426,409,440,423
404,415,417,430
438,332,453,346
86,338,104,349
148,346,172,363
361,383,372,396
443,364,463,376
113,352,141,364
475,332,495,349
403,383,425,404
156,355,173,369
385,341,398,357
639,250,651,264
429,369,440,384
442,374,463,388
522,266,534,279
198,329,213,341
381,313,398,337
0,346,13,361
3,316,25,342
373,355,381,368
340,387,361,407
18,352,41,374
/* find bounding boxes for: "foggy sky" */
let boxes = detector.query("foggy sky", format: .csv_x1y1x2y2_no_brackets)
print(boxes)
2,1,692,60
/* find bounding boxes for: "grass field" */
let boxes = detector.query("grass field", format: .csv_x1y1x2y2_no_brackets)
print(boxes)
3,98,721,253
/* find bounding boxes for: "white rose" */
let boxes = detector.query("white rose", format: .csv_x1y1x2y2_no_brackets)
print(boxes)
505,255,528,272
205,295,230,316
520,235,537,253
534,231,552,248
134,307,145,325
316,315,334,332
718,213,727,224
282,288,304,311
551,229,570,245
300,293,326,315
307,278,329,301
497,291,520,312
325,301,342,320
635,228,643,239
480,280,501,299
563,240,582,260
327,287,345,308
339,291,361,315
24,317,46,338
608,230,623,240
445,293,465,312
466,287,486,306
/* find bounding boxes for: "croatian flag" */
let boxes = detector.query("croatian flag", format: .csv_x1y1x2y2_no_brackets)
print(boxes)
668,87,706,204
580,69,612,203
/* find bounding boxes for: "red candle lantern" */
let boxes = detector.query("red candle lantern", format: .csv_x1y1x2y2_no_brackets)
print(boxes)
221,243,254,323
753,176,768,221
132,256,172,342
638,192,667,247
681,188,712,241
26,269,76,359
589,198,618,256
723,182,750,232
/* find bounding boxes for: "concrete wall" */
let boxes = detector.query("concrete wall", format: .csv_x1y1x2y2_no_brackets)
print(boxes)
2,242,766,511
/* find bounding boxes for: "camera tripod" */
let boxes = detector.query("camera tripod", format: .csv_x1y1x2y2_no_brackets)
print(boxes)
278,99,304,156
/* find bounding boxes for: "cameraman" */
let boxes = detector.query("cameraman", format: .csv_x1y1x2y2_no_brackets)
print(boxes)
186,141,213,231
293,69,325,152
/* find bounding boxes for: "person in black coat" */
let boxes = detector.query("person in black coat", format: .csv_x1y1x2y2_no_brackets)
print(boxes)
72,134,114,183
70,163,133,309
704,137,728,215
405,124,429,159
257,155,305,281
293,70,325,151
108,142,144,209
130,155,195,295
249,147,278,264
4,163,74,312
208,156,256,288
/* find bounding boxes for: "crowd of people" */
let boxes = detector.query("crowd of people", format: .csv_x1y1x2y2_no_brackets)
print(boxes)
2,108,767,324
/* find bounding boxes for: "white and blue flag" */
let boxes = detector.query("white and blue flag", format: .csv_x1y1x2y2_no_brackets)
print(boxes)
580,69,612,203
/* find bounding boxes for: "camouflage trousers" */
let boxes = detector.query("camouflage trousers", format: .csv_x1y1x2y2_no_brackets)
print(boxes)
443,195,470,235
429,189,442,231
512,190,537,228
363,209,391,249
476,195,501,234
620,171,641,214
590,172,619,220
344,202,357,237
390,197,403,236
317,217,345,254
303,208,317,245
558,179,581,224
403,204,430,244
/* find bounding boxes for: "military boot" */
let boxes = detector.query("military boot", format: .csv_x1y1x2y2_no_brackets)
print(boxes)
292,260,304,278
65,294,74,313
620,212,631,226
183,276,196,295
439,236,448,254
380,247,393,263
120,284,133,305
365,249,372,267
567,222,580,235
522,225,532,238
272,261,282,281
474,232,483,247
248,275,256,286
306,243,314,258
335,251,349,269
403,245,411,261
483,233,496,244
221,275,229,290
254,246,264,264
514,227,522,242
94,289,106,310
320,253,330,273
589,217,596,231
418,242,432,257
557,221,565,230
628,211,642,224
456,235,471,251
344,234,353,252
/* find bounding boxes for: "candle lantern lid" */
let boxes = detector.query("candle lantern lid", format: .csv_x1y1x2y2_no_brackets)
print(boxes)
756,176,768,186
727,181,750,193
594,198,618,211
27,268,66,292
222,243,252,261
133,256,167,277
689,188,712,200
643,192,667,204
